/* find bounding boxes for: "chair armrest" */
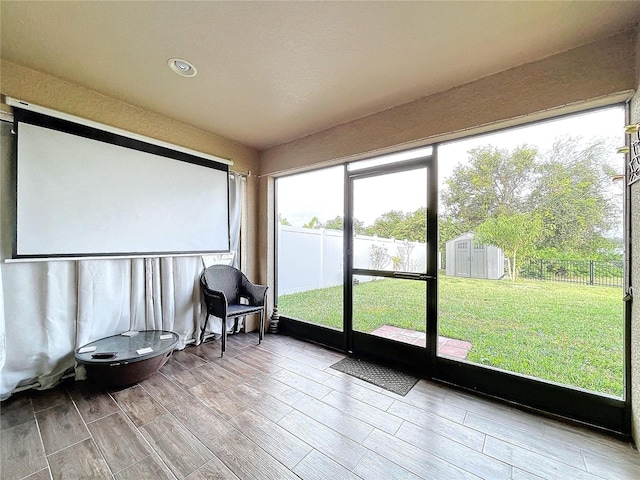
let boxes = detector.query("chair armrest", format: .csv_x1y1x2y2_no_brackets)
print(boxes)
242,280,268,306
201,285,228,319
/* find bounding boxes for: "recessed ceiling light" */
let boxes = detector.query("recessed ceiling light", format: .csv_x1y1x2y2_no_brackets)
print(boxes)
168,58,197,77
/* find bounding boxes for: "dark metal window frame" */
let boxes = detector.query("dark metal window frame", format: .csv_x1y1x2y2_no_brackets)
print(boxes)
274,104,631,436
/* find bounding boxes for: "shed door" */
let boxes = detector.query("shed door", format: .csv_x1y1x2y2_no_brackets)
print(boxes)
470,242,486,278
455,240,470,276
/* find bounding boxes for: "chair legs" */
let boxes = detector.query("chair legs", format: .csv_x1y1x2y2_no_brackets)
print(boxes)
221,317,227,358
258,309,264,344
200,314,210,343
203,311,264,354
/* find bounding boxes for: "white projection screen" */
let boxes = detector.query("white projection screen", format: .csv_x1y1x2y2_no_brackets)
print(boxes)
13,109,230,258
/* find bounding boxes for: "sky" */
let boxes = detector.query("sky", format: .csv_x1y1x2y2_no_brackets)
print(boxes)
277,105,626,228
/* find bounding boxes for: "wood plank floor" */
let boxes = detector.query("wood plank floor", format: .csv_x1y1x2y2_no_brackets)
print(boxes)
1,333,639,480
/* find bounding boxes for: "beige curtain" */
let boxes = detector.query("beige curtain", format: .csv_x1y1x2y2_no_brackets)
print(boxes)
0,120,244,399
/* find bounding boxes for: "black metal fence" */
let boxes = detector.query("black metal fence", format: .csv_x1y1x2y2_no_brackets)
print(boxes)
520,258,624,287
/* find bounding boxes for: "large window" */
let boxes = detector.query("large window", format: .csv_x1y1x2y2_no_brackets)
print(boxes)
276,166,345,330
437,106,626,397
274,105,627,414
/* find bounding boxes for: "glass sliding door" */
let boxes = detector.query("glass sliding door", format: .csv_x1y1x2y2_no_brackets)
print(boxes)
437,105,626,398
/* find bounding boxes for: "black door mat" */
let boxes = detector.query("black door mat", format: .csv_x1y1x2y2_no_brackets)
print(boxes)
330,357,419,396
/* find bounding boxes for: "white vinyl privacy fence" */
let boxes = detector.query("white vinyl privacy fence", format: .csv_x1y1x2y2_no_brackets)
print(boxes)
277,225,426,295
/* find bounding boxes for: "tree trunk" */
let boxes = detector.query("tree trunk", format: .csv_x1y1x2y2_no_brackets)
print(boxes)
504,257,512,280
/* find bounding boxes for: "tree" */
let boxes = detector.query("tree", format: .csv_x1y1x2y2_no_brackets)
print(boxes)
528,137,619,259
302,216,322,229
370,244,390,271
404,208,427,243
396,239,418,271
441,145,537,229
324,215,366,234
438,216,467,254
324,216,343,230
475,212,548,281
353,218,366,235
278,213,291,226
366,210,405,239
365,207,426,242
441,139,621,261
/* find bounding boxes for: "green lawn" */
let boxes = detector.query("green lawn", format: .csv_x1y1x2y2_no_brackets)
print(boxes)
278,275,624,396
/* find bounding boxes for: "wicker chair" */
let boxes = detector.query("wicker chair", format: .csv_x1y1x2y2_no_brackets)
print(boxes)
200,265,268,357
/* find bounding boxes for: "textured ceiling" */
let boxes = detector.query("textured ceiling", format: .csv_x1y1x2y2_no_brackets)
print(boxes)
2,1,640,149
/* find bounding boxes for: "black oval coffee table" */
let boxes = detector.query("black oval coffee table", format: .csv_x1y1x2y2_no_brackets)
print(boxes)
75,330,179,387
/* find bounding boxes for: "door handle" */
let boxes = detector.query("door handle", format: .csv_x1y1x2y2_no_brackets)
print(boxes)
393,272,435,281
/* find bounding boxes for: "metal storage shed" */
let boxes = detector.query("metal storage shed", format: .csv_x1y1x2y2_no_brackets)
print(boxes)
445,232,505,280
